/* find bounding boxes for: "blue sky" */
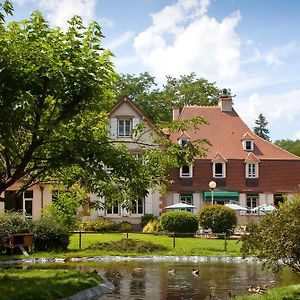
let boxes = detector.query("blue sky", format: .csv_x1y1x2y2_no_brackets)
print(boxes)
9,0,300,141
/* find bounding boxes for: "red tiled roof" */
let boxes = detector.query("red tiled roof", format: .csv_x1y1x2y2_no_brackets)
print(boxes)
170,105,300,160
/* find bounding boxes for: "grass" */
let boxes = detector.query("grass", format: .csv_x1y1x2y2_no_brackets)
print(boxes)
0,233,242,260
235,284,300,300
0,267,102,300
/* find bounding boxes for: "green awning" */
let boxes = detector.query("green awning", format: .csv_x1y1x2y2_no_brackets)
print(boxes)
203,191,239,202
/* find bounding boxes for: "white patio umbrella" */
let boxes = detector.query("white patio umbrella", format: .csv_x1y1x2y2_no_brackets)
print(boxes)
165,202,195,210
224,203,248,211
251,204,276,213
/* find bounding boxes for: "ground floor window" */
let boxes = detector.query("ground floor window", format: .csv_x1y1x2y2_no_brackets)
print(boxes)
106,201,120,215
246,193,259,213
4,190,33,218
131,199,144,215
274,193,286,207
180,194,193,205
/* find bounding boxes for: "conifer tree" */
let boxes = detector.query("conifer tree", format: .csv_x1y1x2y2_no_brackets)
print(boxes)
254,113,270,141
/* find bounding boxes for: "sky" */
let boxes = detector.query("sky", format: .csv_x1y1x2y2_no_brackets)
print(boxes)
7,0,300,141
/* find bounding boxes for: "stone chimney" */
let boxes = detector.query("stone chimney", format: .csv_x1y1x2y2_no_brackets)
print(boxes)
173,107,180,120
218,88,233,112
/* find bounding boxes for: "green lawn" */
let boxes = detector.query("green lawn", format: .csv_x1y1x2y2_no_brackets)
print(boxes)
235,284,300,300
0,267,102,300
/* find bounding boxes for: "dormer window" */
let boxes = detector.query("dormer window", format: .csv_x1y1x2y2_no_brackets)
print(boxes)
244,140,254,151
179,139,188,146
211,152,227,178
244,152,260,178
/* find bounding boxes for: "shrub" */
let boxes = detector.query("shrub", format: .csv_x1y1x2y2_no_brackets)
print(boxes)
79,218,119,232
0,212,32,251
160,211,198,233
140,214,158,229
198,205,237,234
118,221,133,232
32,216,70,251
142,219,161,233
241,195,300,274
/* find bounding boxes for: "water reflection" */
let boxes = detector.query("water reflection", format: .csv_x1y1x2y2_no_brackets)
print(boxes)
76,261,300,300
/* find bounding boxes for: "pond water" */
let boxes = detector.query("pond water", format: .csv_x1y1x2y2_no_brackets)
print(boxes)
73,260,300,300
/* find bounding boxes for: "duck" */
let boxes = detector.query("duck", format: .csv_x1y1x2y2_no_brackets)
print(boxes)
168,268,176,274
192,268,199,276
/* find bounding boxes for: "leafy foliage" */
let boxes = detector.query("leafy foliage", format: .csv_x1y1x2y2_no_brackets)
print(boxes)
32,216,70,251
0,0,13,24
140,213,158,229
160,211,199,233
142,219,161,233
79,218,119,232
274,139,300,157
241,195,300,274
198,205,237,234
253,113,270,141
87,238,167,252
118,221,133,232
114,72,220,122
0,211,32,251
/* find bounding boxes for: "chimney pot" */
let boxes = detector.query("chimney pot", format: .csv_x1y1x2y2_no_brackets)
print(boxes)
173,107,180,121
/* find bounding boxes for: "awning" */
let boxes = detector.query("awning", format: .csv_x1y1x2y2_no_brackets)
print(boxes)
203,191,239,202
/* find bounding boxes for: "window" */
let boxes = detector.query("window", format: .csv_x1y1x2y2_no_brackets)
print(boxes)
131,199,144,215
246,163,258,178
274,193,285,207
213,162,226,178
4,190,33,218
247,194,258,213
106,201,119,215
180,165,192,178
118,119,132,138
243,140,254,151
179,139,188,146
23,190,33,218
180,194,193,205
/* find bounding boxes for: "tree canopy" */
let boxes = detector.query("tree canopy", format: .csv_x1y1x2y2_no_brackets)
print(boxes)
0,8,209,208
274,139,300,157
241,195,300,274
114,72,220,122
253,113,270,141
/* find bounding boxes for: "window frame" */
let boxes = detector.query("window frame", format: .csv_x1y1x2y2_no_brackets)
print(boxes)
106,201,120,215
246,163,258,178
179,139,189,147
213,162,226,178
180,165,193,178
117,118,132,138
246,193,259,214
179,194,193,205
243,140,254,151
131,199,144,215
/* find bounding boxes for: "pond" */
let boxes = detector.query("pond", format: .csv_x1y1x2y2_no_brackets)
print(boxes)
72,260,300,300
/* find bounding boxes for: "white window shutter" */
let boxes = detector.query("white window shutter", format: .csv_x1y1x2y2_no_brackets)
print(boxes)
132,117,140,129
110,118,117,138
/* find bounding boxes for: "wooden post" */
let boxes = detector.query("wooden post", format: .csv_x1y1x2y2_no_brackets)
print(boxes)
224,233,227,251
126,231,129,239
79,231,82,250
173,232,176,248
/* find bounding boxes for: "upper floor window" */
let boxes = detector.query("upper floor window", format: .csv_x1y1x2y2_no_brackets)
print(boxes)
180,165,193,178
243,140,254,151
213,162,226,178
246,163,258,178
118,119,132,138
179,139,188,146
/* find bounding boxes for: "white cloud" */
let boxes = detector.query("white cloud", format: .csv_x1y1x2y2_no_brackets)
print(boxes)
99,17,114,28
235,90,300,140
133,0,241,82
293,130,300,140
106,31,135,50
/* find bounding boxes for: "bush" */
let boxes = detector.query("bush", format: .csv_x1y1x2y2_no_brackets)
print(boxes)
241,195,300,274
79,218,119,232
0,212,32,251
160,211,198,233
142,219,161,233
32,216,70,251
118,221,133,232
140,214,158,229
198,205,237,234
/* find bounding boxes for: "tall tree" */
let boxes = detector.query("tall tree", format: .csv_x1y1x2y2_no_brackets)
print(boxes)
0,9,209,207
274,139,300,157
0,0,12,24
114,72,220,122
253,113,270,141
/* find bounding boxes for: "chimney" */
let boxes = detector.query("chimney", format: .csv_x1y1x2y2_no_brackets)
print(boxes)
218,88,233,112
173,107,180,121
